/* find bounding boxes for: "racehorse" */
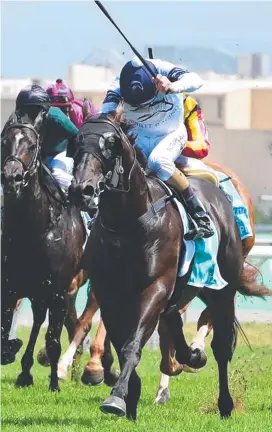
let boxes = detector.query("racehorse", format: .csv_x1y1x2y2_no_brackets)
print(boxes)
58,161,256,401
69,112,271,420
1,112,85,392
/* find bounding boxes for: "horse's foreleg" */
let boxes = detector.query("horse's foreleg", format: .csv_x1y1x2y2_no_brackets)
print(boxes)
57,289,98,381
101,281,167,421
64,294,80,381
163,307,207,370
36,294,78,369
205,288,236,418
16,298,47,387
46,291,68,392
154,316,183,405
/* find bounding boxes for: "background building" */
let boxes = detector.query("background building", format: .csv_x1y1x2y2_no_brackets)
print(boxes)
238,53,270,78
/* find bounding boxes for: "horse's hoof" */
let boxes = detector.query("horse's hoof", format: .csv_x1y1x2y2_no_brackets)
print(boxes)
1,339,23,365
10,338,23,355
219,396,234,419
37,347,50,367
126,410,137,421
104,368,120,387
154,388,170,405
57,367,68,381
191,349,207,369
15,372,34,387
220,411,232,420
177,348,207,370
49,383,60,392
81,369,104,386
100,396,126,417
1,352,16,365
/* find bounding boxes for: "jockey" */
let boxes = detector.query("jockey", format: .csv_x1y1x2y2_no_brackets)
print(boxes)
45,80,98,227
100,57,214,240
46,78,97,128
182,93,210,161
1,84,78,192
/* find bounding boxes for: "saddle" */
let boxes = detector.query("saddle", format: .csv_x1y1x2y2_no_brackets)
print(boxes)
176,163,219,187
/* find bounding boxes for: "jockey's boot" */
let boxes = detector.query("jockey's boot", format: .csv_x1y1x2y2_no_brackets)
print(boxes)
167,168,214,241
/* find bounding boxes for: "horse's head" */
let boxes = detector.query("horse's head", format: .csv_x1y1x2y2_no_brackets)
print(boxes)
69,114,130,213
1,112,44,198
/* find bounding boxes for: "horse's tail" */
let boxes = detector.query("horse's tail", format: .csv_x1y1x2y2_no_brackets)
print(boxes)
239,262,272,297
233,316,252,352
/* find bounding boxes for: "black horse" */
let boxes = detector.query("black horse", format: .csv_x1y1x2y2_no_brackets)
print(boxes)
1,112,85,391
69,113,271,419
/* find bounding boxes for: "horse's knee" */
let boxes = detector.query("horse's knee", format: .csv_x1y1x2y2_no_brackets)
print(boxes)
211,334,234,363
46,336,61,360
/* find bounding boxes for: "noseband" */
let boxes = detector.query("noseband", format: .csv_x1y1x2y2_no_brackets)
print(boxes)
3,123,40,187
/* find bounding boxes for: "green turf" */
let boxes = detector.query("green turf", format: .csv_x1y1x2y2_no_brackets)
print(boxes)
1,325,272,432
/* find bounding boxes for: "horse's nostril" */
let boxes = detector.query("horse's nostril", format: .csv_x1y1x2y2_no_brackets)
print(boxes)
15,174,24,183
83,185,94,197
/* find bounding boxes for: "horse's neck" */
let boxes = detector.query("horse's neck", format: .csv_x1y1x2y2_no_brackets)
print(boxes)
4,172,51,238
99,140,153,230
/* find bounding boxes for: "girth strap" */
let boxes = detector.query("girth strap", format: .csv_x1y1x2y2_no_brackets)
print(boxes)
138,194,173,225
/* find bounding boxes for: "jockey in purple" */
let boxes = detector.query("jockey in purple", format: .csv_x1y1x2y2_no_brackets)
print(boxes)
46,79,97,128
44,79,97,192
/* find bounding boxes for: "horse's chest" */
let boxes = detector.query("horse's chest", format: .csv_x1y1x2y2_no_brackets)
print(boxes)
2,237,50,285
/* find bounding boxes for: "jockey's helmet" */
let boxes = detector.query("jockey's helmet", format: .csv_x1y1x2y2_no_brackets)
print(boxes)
120,57,158,107
46,79,74,111
16,85,50,111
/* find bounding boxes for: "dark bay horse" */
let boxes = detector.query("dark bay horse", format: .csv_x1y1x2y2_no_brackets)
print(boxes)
1,112,85,391
69,114,271,420
59,160,257,400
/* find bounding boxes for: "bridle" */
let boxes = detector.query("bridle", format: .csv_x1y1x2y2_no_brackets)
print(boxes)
2,123,40,188
79,117,139,199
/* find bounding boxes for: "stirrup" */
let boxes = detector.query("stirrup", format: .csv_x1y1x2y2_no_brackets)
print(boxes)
184,218,214,241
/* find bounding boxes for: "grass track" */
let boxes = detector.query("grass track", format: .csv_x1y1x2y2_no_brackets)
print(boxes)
1,324,272,432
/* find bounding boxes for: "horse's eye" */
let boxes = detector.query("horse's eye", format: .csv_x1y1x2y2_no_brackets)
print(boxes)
106,136,115,145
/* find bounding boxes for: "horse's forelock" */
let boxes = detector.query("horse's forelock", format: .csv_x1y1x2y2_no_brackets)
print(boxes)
6,125,35,146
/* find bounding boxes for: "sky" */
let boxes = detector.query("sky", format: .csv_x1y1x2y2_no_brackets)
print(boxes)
1,1,272,79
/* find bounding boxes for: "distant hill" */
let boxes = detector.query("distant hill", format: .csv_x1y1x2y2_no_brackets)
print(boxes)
144,45,272,75
175,46,237,74
84,46,272,76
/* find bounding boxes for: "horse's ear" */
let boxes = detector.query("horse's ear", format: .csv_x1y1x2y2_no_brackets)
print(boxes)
83,98,91,121
33,111,45,133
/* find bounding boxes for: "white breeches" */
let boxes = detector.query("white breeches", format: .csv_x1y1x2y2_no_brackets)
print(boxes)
136,124,187,181
45,151,74,190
